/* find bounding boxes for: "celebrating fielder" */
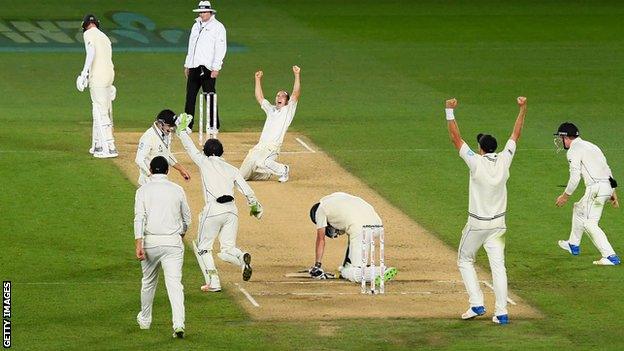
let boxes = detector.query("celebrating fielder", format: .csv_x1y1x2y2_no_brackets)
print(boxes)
135,110,191,186
308,192,397,284
554,122,621,266
75,14,118,158
176,114,263,292
239,66,301,182
446,97,527,325
134,156,191,338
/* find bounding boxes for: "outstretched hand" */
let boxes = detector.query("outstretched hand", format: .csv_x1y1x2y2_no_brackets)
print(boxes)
446,98,457,109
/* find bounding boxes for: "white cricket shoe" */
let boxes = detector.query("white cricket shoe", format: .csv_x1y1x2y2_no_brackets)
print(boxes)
200,275,221,292
461,306,486,320
278,165,289,183
136,312,150,329
593,255,621,266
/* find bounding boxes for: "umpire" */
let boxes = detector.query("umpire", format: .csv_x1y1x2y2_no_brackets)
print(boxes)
183,1,226,129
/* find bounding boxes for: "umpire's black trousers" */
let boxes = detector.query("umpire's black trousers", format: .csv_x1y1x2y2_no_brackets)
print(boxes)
184,65,219,129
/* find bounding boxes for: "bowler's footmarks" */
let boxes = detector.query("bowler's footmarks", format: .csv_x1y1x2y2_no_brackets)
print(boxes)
242,253,253,281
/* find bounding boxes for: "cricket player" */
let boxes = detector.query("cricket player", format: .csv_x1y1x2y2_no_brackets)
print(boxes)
554,122,621,266
134,156,191,339
76,14,118,158
175,114,263,292
135,110,191,186
308,192,398,284
184,0,226,130
446,96,527,325
239,66,301,182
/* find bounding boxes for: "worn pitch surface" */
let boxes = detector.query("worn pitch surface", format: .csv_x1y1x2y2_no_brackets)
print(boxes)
114,131,540,320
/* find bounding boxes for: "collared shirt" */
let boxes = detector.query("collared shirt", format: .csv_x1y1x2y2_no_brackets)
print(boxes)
178,132,257,216
314,192,382,236
258,99,298,146
135,124,178,185
184,16,227,70
133,174,191,248
83,27,114,87
564,137,613,195
459,140,516,227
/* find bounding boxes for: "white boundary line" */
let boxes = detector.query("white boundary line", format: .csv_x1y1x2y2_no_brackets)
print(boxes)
295,137,316,153
481,281,517,305
235,283,260,308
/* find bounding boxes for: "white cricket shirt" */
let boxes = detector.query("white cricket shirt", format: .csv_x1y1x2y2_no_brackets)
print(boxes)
134,174,191,248
178,132,258,216
564,137,613,195
135,124,178,185
184,16,227,70
460,140,516,228
315,192,382,236
258,98,298,146
83,27,114,87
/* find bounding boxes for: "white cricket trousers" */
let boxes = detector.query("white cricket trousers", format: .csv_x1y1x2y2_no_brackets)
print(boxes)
338,225,384,283
89,86,116,154
568,182,616,257
138,245,185,330
457,224,508,316
194,211,246,284
239,143,287,181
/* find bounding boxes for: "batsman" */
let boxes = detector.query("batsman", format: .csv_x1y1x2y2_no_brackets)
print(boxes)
308,192,397,284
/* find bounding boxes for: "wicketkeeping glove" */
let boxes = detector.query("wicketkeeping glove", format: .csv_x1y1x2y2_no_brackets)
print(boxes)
175,113,193,135
250,201,263,219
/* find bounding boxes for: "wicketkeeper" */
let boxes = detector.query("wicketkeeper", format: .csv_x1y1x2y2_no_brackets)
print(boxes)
176,114,263,292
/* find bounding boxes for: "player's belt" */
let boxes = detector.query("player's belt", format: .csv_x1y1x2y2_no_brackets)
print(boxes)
468,212,506,221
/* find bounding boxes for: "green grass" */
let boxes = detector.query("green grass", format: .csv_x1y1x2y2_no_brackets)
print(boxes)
2,0,624,349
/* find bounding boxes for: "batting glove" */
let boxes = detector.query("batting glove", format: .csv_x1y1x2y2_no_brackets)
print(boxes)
250,201,263,219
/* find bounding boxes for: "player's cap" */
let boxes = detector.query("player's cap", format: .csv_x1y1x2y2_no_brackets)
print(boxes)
156,109,177,126
193,1,217,13
81,14,100,31
476,133,497,153
150,156,169,175
554,122,579,137
309,203,320,224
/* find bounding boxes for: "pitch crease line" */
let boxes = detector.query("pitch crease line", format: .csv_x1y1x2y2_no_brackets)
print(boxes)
481,281,517,305
295,137,316,153
235,283,260,307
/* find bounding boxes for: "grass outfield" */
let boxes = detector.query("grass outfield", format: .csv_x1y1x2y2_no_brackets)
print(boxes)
1,0,623,349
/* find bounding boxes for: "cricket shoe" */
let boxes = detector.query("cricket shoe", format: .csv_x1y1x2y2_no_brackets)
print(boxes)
461,306,486,320
136,312,150,330
374,267,398,286
94,151,118,159
278,165,289,183
242,253,253,281
200,275,222,292
492,314,509,325
172,327,184,339
593,255,621,266
558,240,580,256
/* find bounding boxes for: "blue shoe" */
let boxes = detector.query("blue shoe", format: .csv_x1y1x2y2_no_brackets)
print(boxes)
492,314,509,325
461,306,486,320
593,255,621,266
558,240,580,256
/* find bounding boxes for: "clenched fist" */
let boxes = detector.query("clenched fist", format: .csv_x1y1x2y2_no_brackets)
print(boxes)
517,96,527,106
445,98,458,109
255,70,263,79
292,65,300,75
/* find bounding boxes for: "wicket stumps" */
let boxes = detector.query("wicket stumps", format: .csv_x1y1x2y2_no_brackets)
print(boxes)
198,92,219,144
361,224,385,294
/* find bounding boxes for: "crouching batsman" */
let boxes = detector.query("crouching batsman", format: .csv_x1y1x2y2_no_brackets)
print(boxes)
307,192,398,284
176,114,263,292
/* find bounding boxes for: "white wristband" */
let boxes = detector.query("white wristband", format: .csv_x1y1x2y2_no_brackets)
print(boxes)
445,108,455,121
